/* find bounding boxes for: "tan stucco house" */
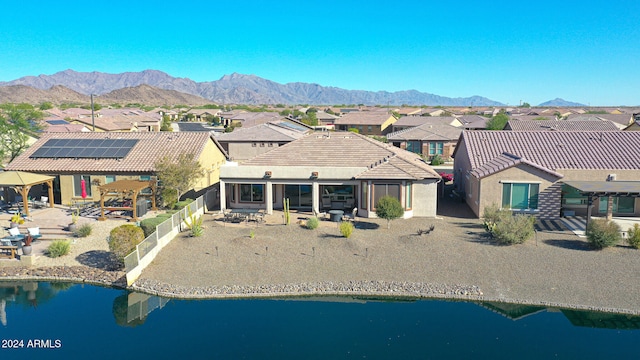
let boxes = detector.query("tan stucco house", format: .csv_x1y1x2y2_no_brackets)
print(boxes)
220,132,441,218
453,131,640,219
334,112,398,135
5,132,227,207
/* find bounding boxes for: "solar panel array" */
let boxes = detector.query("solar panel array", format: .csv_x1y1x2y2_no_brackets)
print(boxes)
30,139,139,159
46,119,70,125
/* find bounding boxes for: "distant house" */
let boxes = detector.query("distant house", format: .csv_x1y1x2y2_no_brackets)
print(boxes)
55,108,161,132
225,112,283,129
391,116,461,132
387,124,462,161
567,114,633,129
185,109,221,122
315,111,340,128
453,131,640,219
5,132,227,207
220,132,441,218
622,113,640,131
334,112,397,135
216,121,310,161
503,120,620,132
457,115,489,130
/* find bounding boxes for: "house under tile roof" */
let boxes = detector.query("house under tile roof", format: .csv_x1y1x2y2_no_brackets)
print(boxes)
216,122,308,142
392,116,458,128
456,131,640,176
457,115,488,129
242,132,439,180
334,111,395,125
6,132,221,174
387,123,462,141
503,120,620,132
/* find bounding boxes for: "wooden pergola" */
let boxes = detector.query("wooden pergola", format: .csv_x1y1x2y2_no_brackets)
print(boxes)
0,171,55,216
97,180,157,221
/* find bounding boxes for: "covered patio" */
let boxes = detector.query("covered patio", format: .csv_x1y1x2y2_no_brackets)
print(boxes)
563,181,640,229
97,179,157,222
0,171,55,216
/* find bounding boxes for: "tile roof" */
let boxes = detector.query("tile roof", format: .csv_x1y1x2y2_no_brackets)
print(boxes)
457,115,488,129
504,120,620,132
334,112,395,125
393,116,457,128
216,122,307,142
458,131,640,176
6,132,216,174
470,152,564,179
242,132,439,180
387,123,462,141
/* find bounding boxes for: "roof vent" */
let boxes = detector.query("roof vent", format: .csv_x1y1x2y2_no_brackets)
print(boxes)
607,174,617,181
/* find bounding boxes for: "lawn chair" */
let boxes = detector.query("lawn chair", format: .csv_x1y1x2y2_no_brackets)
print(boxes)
27,227,42,240
34,196,48,209
342,207,357,222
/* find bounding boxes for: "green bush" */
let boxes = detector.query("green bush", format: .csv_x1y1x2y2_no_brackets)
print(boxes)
161,187,178,209
73,223,93,238
430,154,445,166
483,203,535,245
46,240,71,258
174,199,194,210
587,219,621,249
340,221,354,238
140,212,175,237
627,224,640,249
108,224,145,263
375,196,404,229
306,217,319,230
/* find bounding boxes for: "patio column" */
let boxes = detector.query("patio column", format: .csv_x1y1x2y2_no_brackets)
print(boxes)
47,180,54,208
606,196,614,220
265,181,273,215
219,180,226,212
586,194,593,232
312,181,320,214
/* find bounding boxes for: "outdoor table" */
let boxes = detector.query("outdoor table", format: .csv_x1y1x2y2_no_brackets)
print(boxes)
328,209,344,222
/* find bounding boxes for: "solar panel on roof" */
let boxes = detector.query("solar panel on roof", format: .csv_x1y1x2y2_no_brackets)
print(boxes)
46,120,69,125
29,138,139,159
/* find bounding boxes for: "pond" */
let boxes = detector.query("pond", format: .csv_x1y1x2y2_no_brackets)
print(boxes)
1,281,640,359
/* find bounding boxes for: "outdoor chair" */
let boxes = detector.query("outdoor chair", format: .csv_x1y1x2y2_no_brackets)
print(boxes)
8,227,22,238
342,207,357,222
313,209,327,220
34,196,48,209
27,227,42,240
321,196,332,210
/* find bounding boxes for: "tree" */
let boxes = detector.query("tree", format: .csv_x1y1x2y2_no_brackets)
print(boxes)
39,102,54,110
0,103,44,164
160,115,173,131
485,113,509,130
518,102,531,108
154,152,204,204
375,196,404,229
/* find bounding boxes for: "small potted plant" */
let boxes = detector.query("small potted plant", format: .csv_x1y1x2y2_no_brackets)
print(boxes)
10,213,25,228
22,234,33,256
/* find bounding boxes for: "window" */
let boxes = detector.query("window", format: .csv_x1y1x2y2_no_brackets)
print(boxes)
139,175,152,194
406,141,421,154
230,184,236,202
73,175,92,197
502,183,539,210
367,125,372,133
429,142,444,155
599,197,634,214
240,184,264,202
373,183,401,209
105,175,116,184
361,182,368,210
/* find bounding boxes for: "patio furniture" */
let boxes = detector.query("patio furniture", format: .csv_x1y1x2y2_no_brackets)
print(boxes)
7,227,23,239
27,227,42,240
33,196,48,209
0,245,18,259
342,207,358,222
328,209,344,222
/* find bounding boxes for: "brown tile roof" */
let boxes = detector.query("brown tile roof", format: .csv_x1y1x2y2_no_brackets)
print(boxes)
393,116,457,128
470,152,564,179
504,120,620,132
43,124,89,133
6,132,215,174
216,122,307,142
242,132,439,180
457,115,488,129
387,124,462,141
457,131,640,176
334,112,396,126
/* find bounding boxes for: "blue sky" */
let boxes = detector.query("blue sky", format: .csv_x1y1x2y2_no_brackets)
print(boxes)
1,0,638,106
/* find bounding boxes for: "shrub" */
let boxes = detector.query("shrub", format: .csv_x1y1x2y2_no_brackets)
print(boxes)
483,204,535,245
46,240,71,258
375,196,404,229
108,224,145,263
306,217,319,230
74,223,93,238
174,199,194,210
627,224,640,249
490,214,536,245
161,187,178,209
587,219,621,249
430,154,445,166
340,221,354,238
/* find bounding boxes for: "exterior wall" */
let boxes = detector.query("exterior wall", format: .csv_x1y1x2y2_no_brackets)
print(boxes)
194,139,226,191
380,116,398,134
222,141,284,161
411,179,438,217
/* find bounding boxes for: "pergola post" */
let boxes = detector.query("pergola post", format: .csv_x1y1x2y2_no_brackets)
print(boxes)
47,179,54,208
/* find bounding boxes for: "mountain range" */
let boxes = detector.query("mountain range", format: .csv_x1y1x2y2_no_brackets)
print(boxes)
0,69,584,107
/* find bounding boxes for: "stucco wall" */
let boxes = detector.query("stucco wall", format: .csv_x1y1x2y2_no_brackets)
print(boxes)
411,179,438,217
224,142,283,161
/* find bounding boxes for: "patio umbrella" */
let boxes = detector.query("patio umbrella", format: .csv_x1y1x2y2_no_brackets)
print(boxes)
81,178,87,200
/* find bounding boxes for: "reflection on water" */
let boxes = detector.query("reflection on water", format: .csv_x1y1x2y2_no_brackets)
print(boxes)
2,281,640,331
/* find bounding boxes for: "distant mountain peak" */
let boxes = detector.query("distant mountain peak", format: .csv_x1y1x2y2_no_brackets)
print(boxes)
538,98,586,107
